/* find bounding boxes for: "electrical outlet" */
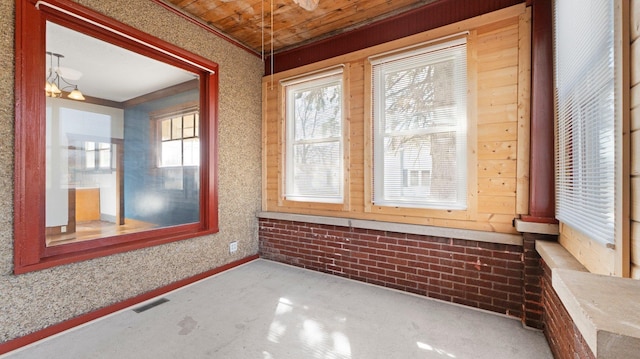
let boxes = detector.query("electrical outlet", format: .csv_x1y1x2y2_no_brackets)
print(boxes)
229,241,238,253
61,225,67,233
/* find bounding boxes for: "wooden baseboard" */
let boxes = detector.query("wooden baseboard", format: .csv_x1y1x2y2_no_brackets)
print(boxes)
0,254,259,355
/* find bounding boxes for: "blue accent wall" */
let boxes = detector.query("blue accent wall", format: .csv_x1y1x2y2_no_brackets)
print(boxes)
123,88,200,227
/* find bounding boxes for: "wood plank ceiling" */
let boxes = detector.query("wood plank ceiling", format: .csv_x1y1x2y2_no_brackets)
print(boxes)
161,0,440,55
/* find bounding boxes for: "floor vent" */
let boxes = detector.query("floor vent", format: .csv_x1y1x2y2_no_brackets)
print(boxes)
133,298,169,313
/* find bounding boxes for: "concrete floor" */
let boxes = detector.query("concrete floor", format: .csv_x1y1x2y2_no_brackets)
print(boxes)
3,259,552,359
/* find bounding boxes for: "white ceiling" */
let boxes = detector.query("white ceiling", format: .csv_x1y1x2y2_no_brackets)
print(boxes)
46,22,197,103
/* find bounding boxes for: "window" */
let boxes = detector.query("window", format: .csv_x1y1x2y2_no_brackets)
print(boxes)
158,111,200,167
553,0,618,246
14,0,219,273
154,107,200,192
84,141,113,171
371,38,467,210
404,169,431,188
283,67,344,203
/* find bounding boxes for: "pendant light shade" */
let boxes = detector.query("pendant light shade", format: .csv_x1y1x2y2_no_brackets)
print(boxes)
68,87,86,101
45,52,85,101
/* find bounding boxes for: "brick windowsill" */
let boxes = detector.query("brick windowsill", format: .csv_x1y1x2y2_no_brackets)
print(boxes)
257,212,523,246
536,241,640,358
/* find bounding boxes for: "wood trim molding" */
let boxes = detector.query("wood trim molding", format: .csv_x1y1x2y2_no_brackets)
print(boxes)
516,7,532,215
124,79,199,108
14,0,220,273
615,0,631,278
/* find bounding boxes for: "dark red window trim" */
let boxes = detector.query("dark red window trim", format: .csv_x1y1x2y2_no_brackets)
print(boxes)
14,0,219,274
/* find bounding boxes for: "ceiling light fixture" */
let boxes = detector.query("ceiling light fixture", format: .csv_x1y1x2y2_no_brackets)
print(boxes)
45,51,85,101
293,0,319,11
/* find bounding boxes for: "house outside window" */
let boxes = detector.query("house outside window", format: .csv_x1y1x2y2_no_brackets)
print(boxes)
371,37,467,210
283,67,344,203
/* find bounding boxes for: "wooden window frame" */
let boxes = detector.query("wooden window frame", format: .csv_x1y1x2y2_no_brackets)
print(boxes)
277,65,351,212
152,104,201,169
364,34,478,222
82,140,114,172
282,67,345,204
370,37,468,211
14,0,219,274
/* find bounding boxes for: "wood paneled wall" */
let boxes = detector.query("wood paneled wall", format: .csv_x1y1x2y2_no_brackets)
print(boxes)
631,0,640,279
558,223,614,276
262,5,530,235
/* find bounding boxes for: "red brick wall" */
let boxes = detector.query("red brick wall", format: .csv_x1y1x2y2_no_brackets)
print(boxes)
522,234,550,329
259,218,524,318
541,260,595,359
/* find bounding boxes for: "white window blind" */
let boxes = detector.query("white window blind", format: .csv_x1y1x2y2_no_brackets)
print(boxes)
284,68,344,203
371,38,467,209
554,0,615,245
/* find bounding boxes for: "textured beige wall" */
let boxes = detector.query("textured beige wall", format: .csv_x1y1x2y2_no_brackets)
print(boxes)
0,0,263,343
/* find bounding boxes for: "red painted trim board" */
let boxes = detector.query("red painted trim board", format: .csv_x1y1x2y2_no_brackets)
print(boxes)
14,0,221,273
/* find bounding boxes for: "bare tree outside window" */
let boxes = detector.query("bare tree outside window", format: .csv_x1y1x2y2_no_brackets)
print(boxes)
285,70,344,202
384,60,457,202
373,39,467,209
